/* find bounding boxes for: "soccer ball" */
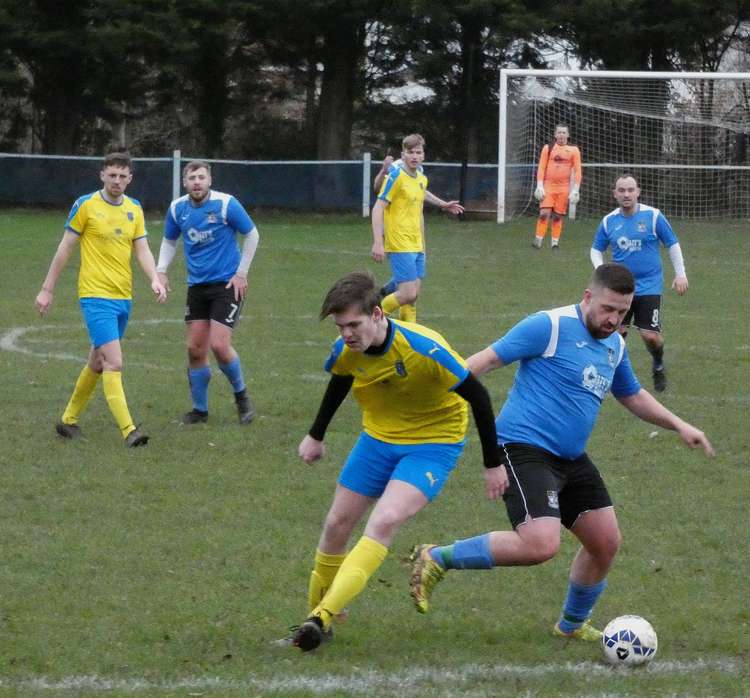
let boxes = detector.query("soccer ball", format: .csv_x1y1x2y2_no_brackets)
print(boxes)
602,615,658,666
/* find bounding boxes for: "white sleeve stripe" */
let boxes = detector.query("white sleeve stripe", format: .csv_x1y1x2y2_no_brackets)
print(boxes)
543,314,560,358
616,334,626,366
541,305,578,357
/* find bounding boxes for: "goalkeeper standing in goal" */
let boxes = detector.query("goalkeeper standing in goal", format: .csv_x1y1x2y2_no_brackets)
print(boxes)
533,124,582,249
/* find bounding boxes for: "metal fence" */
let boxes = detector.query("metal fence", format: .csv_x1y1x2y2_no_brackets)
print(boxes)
0,151,499,216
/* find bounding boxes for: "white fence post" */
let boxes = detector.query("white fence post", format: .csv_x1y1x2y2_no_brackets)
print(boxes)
362,152,371,217
172,150,181,200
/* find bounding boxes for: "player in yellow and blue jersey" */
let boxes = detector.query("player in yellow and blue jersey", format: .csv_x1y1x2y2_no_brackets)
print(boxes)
371,134,463,322
288,270,508,652
35,153,167,447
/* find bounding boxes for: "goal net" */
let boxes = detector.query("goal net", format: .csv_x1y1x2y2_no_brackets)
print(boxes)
497,69,750,222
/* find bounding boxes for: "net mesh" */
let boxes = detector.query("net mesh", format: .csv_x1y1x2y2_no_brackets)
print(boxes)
502,73,750,219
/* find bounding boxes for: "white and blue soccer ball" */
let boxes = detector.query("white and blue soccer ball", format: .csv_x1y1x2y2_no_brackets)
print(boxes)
602,615,658,666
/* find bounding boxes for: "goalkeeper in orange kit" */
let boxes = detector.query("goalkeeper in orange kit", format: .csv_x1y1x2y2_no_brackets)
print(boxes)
533,124,582,249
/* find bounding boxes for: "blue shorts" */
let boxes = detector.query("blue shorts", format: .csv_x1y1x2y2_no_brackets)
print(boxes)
338,432,464,501
388,252,426,284
79,298,132,349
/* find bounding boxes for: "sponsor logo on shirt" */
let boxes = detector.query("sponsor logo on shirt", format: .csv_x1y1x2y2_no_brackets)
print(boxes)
576,341,588,348
617,236,642,252
187,226,217,244
582,364,611,399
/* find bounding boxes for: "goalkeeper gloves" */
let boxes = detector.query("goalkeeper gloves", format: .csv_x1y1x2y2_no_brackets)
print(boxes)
569,187,580,205
534,184,545,201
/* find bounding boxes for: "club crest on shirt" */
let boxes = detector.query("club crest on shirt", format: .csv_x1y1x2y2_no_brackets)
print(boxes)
607,347,616,367
546,490,559,509
207,213,217,224
394,360,407,377
114,228,122,236
127,212,134,221
637,221,647,233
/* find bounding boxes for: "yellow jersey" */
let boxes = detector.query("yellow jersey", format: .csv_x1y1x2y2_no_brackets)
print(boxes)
377,165,428,253
325,320,469,444
65,191,147,299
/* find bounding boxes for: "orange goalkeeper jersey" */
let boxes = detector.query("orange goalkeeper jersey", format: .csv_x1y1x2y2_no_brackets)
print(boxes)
537,144,582,194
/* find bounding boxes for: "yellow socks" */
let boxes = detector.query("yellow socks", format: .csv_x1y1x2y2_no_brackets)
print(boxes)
102,370,135,438
381,293,400,316
311,536,388,628
61,365,101,425
399,303,416,322
308,549,346,613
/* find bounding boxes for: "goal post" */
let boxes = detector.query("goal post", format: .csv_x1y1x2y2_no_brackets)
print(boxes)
497,69,750,223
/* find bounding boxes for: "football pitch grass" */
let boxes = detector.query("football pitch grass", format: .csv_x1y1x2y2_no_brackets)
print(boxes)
0,208,747,697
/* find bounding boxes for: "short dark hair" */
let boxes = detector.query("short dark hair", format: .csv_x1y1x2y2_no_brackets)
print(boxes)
183,160,211,177
590,263,635,295
320,270,381,319
102,152,132,171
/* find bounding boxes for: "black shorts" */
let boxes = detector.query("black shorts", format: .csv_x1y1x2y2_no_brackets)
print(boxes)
622,294,662,333
185,282,244,329
500,443,612,530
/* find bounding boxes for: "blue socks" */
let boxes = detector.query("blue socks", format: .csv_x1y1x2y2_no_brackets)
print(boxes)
188,366,212,412
219,357,246,394
430,534,494,570
189,359,246,412
558,579,608,633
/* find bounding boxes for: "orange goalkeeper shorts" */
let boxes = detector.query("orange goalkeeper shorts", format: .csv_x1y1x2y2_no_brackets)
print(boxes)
540,191,569,216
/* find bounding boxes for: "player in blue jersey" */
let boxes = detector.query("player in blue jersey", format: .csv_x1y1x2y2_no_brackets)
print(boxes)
288,270,507,652
409,263,713,642
590,175,688,392
156,161,260,425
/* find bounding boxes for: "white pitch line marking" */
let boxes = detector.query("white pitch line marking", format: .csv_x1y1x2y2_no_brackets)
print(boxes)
0,659,738,694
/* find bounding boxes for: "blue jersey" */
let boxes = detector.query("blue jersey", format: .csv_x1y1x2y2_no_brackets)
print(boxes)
164,190,254,286
592,204,678,295
492,305,641,459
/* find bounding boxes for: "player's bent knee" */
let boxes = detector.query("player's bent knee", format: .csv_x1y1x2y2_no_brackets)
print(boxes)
323,508,360,535
517,531,560,564
528,538,560,564
365,509,409,541
210,341,233,362
187,345,208,363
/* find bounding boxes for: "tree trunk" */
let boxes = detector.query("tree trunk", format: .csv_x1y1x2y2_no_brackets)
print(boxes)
315,20,364,159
